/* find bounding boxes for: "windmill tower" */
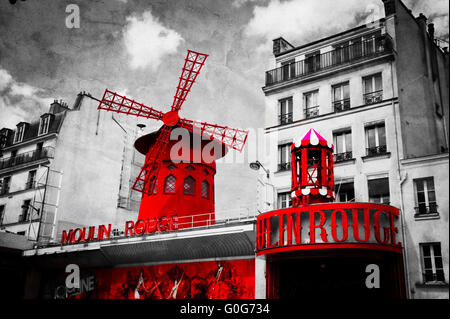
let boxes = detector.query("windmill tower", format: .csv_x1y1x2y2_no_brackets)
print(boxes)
97,50,248,228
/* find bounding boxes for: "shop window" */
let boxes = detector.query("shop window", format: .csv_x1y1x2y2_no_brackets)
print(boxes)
420,243,445,283
414,177,438,216
184,176,195,195
368,177,390,204
164,175,176,194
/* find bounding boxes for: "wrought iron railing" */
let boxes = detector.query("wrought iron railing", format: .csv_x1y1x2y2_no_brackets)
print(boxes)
265,35,392,86
279,112,293,125
0,147,54,170
414,204,438,216
363,90,383,105
278,162,291,172
334,151,353,163
333,98,351,112
366,145,387,157
304,106,319,119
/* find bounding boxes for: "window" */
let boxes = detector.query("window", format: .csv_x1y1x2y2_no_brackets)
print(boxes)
184,176,195,195
414,178,438,216
201,180,209,199
0,176,11,195
278,192,292,209
278,143,291,172
19,199,31,222
305,51,320,74
26,170,37,190
333,130,352,162
151,178,158,195
332,82,350,112
167,164,177,171
164,175,176,194
17,231,26,236
185,165,195,172
304,90,319,119
365,122,387,156
281,59,295,81
39,115,51,135
336,182,355,202
368,177,390,204
279,97,293,125
420,243,445,283
0,205,5,225
363,73,383,104
14,124,26,143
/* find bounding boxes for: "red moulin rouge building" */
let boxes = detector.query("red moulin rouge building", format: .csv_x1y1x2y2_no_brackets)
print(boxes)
22,127,406,299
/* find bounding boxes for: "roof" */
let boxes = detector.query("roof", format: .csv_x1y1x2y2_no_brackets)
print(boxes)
293,128,333,150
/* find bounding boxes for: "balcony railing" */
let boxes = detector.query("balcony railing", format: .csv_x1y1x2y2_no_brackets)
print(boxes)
0,147,54,171
363,90,383,105
334,151,353,163
279,112,293,125
334,98,351,112
304,106,319,119
366,145,387,157
414,204,438,216
265,35,392,86
278,162,291,172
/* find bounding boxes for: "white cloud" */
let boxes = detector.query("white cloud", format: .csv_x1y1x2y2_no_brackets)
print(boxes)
123,10,184,70
0,67,52,129
244,0,384,51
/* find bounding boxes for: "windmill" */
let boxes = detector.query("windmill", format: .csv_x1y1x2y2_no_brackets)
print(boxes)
97,50,249,198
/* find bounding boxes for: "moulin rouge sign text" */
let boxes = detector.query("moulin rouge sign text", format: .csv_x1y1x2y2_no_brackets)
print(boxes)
61,215,178,245
256,203,402,255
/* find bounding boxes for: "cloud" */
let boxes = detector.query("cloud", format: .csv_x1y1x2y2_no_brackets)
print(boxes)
0,67,53,129
123,10,184,70
405,0,449,41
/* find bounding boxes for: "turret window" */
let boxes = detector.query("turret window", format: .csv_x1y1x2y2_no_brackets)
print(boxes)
184,176,195,195
201,180,209,199
164,175,176,194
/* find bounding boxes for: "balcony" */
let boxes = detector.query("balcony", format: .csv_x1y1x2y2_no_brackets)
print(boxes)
279,112,293,125
334,151,353,163
333,98,351,112
265,35,392,87
0,147,54,171
277,162,291,172
363,90,383,105
304,106,319,119
366,145,387,157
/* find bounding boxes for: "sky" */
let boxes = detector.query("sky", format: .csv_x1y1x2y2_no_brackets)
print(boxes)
0,0,448,214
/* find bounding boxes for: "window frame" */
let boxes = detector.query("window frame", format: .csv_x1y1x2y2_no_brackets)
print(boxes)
277,192,292,209
414,177,438,216
163,174,177,194
183,176,196,196
365,122,387,156
420,243,446,284
277,143,292,172
38,115,51,136
303,90,319,119
201,180,210,199
278,97,293,125
14,124,26,144
332,82,350,112
333,129,352,162
0,204,5,225
368,177,390,205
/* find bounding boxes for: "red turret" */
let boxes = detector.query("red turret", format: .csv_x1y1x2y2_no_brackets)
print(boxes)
291,129,335,206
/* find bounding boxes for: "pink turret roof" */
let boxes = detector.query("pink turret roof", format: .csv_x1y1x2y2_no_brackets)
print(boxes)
293,129,333,150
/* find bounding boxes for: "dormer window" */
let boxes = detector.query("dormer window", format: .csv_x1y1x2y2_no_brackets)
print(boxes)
14,123,27,144
39,114,52,135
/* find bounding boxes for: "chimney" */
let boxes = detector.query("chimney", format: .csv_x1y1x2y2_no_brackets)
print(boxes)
382,0,396,16
416,13,427,30
49,99,69,114
72,92,84,110
428,23,435,41
272,37,295,56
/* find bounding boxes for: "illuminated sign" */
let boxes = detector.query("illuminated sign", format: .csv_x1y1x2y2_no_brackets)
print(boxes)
61,215,178,245
256,203,402,255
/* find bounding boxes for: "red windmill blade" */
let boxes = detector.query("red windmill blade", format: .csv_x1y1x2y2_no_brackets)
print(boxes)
97,50,249,196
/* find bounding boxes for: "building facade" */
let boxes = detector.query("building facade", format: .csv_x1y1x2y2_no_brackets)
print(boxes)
262,0,448,299
0,93,146,245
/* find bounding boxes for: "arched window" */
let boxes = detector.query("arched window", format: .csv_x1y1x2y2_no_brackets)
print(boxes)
164,175,176,194
201,180,209,199
184,176,195,195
